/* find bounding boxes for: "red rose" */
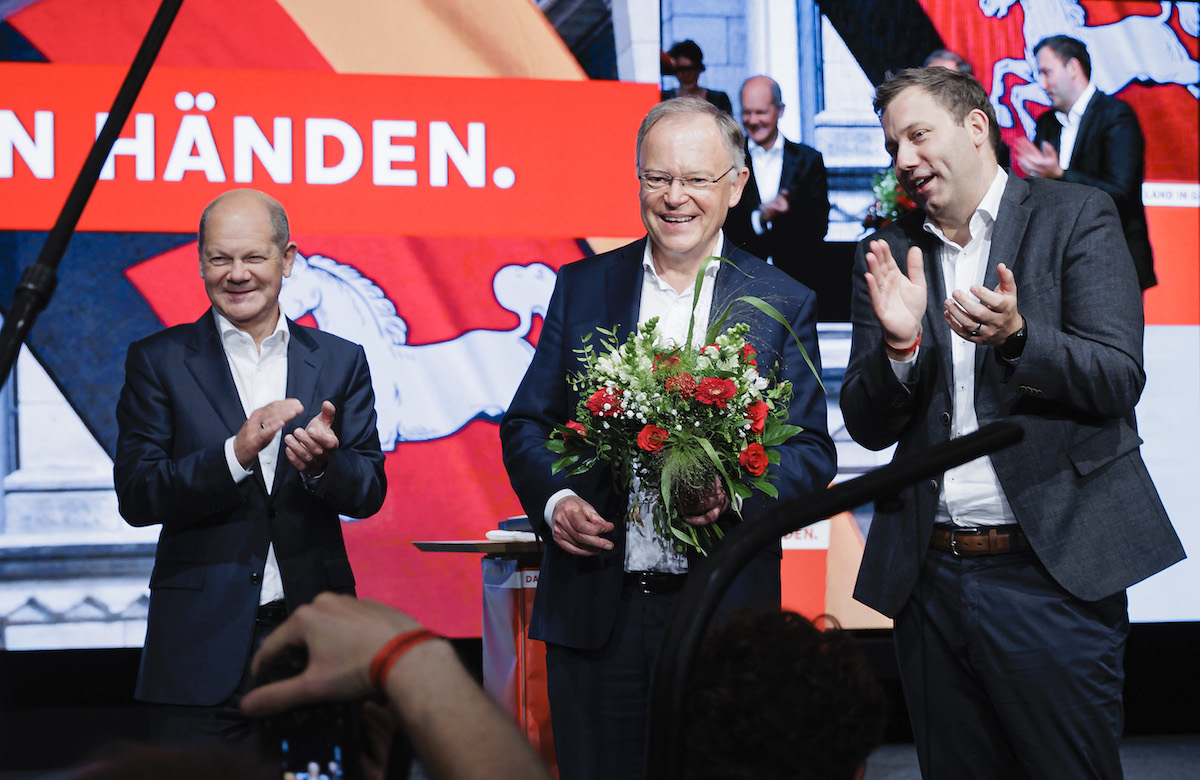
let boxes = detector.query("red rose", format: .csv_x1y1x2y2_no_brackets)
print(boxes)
565,420,586,437
636,424,669,453
585,388,623,417
653,353,680,371
741,343,757,367
665,372,698,396
746,400,770,434
695,377,737,407
739,443,768,476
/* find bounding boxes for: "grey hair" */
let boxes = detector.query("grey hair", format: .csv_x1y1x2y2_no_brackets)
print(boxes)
636,98,745,171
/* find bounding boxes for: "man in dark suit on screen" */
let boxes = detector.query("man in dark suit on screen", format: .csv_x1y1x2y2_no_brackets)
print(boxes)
841,68,1183,778
500,98,835,780
114,188,386,743
1014,35,1157,290
724,75,829,280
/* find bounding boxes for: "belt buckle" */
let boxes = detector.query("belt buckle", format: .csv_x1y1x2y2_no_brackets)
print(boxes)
949,530,964,558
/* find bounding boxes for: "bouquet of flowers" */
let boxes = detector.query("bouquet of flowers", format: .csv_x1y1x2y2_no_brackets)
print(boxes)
546,266,814,555
862,167,917,231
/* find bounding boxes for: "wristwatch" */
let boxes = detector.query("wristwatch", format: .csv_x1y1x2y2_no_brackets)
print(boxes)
999,318,1027,361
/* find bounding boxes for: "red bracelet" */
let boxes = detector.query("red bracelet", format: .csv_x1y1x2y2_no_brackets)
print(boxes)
368,628,440,692
886,328,922,358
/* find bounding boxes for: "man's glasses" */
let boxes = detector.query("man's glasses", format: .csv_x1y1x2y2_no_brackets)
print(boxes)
638,166,736,194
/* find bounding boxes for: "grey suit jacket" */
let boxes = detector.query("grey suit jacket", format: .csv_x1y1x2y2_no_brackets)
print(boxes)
841,173,1183,618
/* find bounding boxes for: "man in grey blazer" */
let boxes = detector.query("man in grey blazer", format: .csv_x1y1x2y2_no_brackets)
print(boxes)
841,68,1183,779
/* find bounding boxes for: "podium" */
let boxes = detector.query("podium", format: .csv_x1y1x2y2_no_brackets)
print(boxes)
413,540,556,776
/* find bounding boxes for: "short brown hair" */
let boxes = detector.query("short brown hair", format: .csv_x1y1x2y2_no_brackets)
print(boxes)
874,67,1001,159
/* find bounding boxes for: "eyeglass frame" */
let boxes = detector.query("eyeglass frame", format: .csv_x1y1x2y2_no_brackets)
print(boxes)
637,165,737,194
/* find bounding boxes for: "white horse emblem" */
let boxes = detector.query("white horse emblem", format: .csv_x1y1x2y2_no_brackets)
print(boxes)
280,253,557,449
980,0,1199,133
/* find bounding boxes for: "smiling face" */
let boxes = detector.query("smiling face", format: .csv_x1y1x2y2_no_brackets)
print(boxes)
199,191,296,345
741,77,783,149
881,85,994,240
1036,47,1084,113
638,112,747,269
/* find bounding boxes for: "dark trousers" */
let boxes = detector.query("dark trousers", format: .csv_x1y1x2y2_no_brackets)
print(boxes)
544,581,680,780
150,604,286,746
895,548,1128,780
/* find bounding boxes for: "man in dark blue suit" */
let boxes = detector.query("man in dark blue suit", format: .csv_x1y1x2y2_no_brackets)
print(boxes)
500,99,836,780
114,189,386,743
1014,35,1157,290
842,68,1183,778
724,75,829,280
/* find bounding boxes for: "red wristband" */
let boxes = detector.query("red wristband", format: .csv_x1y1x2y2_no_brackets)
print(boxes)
886,328,922,358
368,628,439,692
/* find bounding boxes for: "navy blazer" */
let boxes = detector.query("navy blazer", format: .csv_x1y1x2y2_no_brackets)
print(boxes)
725,138,830,271
842,174,1183,618
1034,90,1155,289
114,312,386,705
500,240,836,650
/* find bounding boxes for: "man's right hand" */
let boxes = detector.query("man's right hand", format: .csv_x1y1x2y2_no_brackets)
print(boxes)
550,496,615,556
234,398,304,469
864,240,926,352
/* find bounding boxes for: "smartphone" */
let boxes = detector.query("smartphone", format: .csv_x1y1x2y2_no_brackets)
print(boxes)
253,646,363,780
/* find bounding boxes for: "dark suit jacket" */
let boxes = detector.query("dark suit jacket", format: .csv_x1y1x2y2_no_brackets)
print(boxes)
1034,90,1156,289
114,312,386,705
500,240,836,649
841,174,1183,618
725,139,830,277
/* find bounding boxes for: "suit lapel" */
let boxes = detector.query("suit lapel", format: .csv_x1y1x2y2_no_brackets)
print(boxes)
184,311,269,495
975,175,1031,376
779,140,800,192
1070,94,1102,167
910,225,956,394
184,311,249,436
742,141,762,210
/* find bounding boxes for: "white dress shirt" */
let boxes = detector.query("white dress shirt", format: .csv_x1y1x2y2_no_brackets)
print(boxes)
217,309,288,604
891,168,1017,528
748,136,786,240
1055,82,1097,171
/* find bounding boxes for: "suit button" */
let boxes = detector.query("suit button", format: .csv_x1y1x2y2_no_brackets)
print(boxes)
940,412,951,425
251,572,261,585
268,508,276,519
928,479,939,493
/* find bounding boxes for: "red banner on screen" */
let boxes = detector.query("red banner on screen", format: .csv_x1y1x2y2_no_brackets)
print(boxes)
0,63,655,238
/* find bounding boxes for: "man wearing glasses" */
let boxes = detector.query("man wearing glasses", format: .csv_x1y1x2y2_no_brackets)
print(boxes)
501,99,836,780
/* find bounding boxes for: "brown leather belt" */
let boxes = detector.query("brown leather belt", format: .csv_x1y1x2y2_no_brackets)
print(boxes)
929,526,1031,557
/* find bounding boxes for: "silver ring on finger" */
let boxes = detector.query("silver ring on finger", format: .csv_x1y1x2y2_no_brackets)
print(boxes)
970,323,982,337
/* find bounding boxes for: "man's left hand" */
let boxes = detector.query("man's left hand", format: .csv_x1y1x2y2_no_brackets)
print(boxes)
680,479,730,527
944,263,1023,346
285,400,340,475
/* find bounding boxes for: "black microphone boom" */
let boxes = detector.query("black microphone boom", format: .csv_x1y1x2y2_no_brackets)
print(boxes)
646,420,1024,779
0,0,184,383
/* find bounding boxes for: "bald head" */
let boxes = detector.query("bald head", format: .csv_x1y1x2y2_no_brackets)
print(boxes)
198,189,289,260
740,75,784,149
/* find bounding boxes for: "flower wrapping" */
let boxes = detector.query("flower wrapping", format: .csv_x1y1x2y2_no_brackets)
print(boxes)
546,288,807,555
